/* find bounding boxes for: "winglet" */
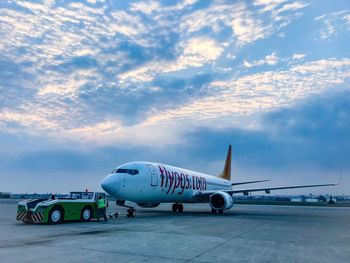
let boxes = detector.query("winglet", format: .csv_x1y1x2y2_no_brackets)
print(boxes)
338,171,343,185
218,145,232,181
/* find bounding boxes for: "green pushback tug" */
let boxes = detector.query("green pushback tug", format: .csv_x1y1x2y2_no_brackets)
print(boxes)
16,191,106,224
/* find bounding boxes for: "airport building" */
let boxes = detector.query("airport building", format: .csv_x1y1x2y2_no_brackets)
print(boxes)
0,192,11,198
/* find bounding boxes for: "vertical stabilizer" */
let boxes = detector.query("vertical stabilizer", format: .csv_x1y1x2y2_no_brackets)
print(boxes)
218,145,232,181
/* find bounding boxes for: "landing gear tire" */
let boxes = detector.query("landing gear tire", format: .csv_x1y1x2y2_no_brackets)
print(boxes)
127,208,135,217
211,208,217,214
172,203,183,213
219,209,224,214
172,203,178,213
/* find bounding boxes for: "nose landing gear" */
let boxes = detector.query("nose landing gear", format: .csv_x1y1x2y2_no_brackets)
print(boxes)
116,200,136,218
172,203,183,213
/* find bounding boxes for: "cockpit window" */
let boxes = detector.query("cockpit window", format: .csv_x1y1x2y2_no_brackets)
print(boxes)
112,168,139,175
116,168,128,173
128,169,139,175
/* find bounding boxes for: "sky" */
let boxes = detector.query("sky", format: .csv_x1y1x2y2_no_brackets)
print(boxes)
0,0,349,194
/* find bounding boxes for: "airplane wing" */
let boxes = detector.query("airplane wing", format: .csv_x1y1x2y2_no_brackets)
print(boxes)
231,179,270,186
195,182,339,197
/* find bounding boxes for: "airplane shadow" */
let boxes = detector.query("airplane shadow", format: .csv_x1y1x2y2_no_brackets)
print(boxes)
115,208,311,220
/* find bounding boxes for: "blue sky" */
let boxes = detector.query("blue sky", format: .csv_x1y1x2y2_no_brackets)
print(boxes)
0,0,349,194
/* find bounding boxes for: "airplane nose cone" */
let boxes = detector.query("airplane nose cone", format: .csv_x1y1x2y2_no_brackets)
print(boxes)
101,174,120,196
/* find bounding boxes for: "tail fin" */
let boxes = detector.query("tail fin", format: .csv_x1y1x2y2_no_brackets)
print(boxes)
218,145,232,181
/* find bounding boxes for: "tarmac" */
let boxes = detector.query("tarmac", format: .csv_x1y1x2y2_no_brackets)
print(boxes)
1,199,350,263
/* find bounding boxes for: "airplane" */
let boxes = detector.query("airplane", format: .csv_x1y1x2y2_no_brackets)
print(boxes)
101,145,339,217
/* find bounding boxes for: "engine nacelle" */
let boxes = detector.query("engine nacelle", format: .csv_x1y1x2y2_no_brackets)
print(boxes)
137,202,160,208
209,191,234,210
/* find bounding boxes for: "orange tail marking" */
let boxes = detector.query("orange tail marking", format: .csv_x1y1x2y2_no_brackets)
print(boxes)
218,145,232,181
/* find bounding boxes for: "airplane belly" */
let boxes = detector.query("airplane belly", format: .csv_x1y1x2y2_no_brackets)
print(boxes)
127,187,194,203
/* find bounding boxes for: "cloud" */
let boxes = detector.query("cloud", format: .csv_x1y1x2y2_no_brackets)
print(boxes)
129,1,161,15
0,0,349,153
182,3,269,46
118,37,224,82
0,57,35,108
37,68,98,96
182,37,223,62
130,0,197,15
0,110,59,132
315,10,350,39
128,58,350,139
292,53,306,60
1,55,349,148
272,1,309,17
232,20,266,46
254,0,287,13
243,52,279,68
290,58,350,74
179,1,303,47
184,90,350,188
0,0,313,136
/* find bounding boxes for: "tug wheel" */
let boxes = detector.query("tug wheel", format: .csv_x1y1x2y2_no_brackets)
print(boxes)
48,206,64,224
80,206,93,222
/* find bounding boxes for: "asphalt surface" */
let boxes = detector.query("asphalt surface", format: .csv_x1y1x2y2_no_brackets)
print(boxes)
1,199,350,263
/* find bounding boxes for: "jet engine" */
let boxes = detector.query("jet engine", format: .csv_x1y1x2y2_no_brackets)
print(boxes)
209,191,234,210
137,202,160,208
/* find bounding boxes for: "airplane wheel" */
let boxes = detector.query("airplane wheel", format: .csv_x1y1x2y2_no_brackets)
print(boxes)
178,204,183,213
219,210,223,214
114,212,119,218
127,208,135,217
172,204,178,213
211,208,217,214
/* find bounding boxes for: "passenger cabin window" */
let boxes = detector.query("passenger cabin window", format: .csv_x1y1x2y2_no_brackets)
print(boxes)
112,168,139,175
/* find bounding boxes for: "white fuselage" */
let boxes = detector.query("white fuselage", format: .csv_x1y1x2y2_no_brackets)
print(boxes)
101,162,231,203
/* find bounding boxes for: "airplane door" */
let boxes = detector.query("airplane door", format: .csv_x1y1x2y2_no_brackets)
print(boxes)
147,164,158,186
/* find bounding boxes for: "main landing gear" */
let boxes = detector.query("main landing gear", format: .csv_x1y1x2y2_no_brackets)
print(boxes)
211,208,224,214
172,203,183,213
126,207,136,217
